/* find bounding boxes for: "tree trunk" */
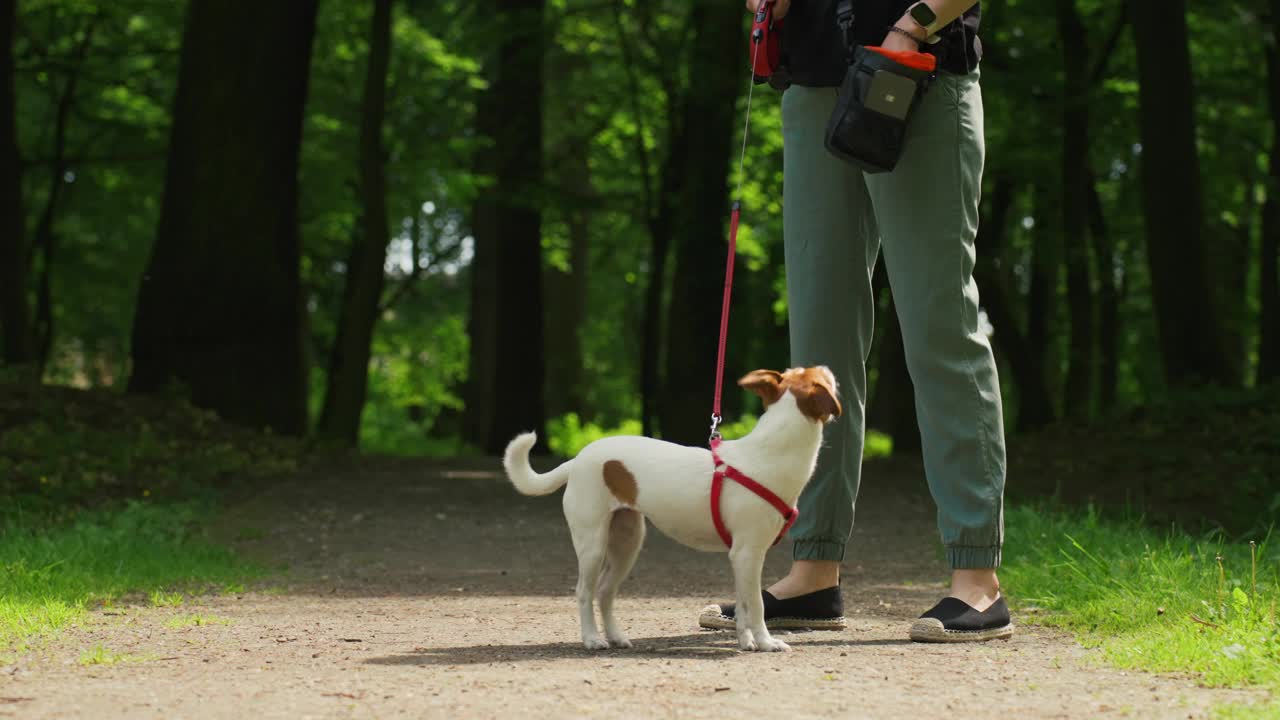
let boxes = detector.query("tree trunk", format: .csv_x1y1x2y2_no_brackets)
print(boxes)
1087,171,1119,408
462,89,500,449
543,146,591,421
1212,213,1250,385
612,3,688,437
30,16,96,373
658,1,744,445
1057,0,1094,417
1259,0,1280,384
974,177,1054,429
1026,183,1058,415
484,0,547,454
0,0,32,369
639,110,684,437
1128,0,1231,386
317,0,395,446
128,0,317,434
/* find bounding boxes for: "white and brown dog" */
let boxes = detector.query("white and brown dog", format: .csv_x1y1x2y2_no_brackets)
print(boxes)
503,367,841,652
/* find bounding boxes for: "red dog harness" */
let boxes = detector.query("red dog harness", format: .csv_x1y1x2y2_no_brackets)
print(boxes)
709,438,799,548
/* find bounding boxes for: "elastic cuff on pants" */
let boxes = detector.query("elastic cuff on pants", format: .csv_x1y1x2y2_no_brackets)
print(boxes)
792,538,846,563
947,545,1001,569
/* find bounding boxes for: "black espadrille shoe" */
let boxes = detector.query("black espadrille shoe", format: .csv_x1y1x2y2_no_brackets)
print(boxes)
698,586,847,631
909,595,1014,643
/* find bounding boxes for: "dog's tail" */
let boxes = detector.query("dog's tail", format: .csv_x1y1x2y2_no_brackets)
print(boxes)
503,432,571,496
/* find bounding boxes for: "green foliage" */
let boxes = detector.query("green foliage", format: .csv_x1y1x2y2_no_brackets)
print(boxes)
15,0,185,382
7,0,1278,462
0,501,259,652
547,413,643,457
1002,505,1280,693
1009,382,1280,535
0,383,305,512
546,411,894,459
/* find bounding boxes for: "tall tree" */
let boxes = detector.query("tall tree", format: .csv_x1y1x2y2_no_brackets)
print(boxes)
129,0,318,434
462,85,500,449
29,14,97,372
1260,0,1280,384
609,1,689,437
0,0,32,368
1088,174,1120,407
1026,183,1059,416
1057,0,1094,417
659,1,745,445
318,0,395,446
468,0,547,454
542,155,592,421
1128,0,1231,386
974,177,1055,430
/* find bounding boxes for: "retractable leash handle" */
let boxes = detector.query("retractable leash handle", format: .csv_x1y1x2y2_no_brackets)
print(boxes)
750,0,783,84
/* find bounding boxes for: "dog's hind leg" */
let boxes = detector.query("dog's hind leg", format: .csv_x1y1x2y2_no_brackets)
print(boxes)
567,512,611,650
730,542,790,652
596,509,645,648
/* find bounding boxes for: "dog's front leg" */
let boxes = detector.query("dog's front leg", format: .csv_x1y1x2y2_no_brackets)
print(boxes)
729,542,790,652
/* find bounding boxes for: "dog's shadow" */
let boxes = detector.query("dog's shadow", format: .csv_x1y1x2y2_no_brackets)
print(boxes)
365,631,912,666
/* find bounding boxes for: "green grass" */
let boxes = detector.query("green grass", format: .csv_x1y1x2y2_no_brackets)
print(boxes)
164,613,231,629
148,590,185,608
78,642,149,666
0,501,259,652
1002,505,1279,705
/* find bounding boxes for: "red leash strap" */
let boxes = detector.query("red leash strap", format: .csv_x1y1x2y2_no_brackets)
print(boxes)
710,203,740,441
709,438,799,548
709,4,765,442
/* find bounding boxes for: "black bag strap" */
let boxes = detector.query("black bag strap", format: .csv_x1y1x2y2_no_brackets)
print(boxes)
835,0,857,59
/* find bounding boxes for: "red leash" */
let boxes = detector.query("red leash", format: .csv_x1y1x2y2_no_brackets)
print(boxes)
703,1,800,550
710,1,770,443
710,204,739,441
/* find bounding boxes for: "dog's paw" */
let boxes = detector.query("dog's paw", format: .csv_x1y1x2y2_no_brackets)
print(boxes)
737,631,757,652
755,636,791,652
582,635,611,651
607,635,633,649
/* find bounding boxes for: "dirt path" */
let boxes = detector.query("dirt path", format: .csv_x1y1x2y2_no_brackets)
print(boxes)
3,457,1267,718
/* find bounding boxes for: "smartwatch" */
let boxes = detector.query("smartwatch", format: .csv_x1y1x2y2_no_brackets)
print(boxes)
908,2,940,32
907,2,943,44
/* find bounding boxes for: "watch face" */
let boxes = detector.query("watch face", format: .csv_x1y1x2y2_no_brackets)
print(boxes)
910,2,937,27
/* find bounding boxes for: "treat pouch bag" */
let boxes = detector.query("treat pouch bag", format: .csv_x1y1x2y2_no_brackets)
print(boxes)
824,45,937,173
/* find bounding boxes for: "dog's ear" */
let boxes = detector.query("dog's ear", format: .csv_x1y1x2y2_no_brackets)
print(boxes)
738,369,784,407
793,367,842,422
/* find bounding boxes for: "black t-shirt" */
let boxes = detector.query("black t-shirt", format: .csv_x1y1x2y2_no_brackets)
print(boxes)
780,1,982,86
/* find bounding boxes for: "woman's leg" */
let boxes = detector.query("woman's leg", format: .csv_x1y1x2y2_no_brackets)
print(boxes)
774,84,881,594
862,69,1007,607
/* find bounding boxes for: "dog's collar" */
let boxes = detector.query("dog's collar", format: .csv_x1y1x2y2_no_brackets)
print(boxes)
709,438,800,548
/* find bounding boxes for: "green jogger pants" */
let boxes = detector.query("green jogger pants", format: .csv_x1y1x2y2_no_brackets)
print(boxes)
782,69,1007,569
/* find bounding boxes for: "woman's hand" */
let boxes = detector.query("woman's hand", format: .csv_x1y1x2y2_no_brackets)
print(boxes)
746,0,790,20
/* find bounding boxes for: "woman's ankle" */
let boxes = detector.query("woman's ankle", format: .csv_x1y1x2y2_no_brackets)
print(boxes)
767,560,840,599
949,568,1000,610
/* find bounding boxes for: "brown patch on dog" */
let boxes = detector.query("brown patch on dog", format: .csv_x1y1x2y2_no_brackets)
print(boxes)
780,367,843,422
738,369,784,407
603,460,638,505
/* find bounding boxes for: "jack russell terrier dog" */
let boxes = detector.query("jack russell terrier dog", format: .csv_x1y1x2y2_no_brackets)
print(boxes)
503,366,841,652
